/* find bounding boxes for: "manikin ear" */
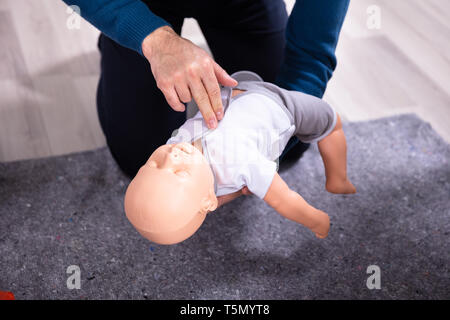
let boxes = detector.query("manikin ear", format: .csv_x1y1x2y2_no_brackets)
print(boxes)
199,189,218,214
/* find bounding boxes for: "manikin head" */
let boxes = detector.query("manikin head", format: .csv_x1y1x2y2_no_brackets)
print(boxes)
124,142,218,245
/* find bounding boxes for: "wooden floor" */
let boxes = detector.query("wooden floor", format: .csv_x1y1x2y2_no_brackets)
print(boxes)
0,0,449,162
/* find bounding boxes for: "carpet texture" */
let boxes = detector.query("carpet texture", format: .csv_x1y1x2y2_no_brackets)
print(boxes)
0,114,449,300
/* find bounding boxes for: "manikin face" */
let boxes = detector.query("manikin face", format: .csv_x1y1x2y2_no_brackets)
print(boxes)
124,142,217,245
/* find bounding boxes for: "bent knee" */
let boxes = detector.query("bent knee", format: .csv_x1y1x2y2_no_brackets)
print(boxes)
332,113,343,132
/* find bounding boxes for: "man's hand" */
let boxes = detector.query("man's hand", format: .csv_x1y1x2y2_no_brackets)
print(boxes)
142,26,238,129
216,187,252,208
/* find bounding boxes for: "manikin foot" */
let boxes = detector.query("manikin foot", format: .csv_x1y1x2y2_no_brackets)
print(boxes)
311,210,330,239
325,178,356,194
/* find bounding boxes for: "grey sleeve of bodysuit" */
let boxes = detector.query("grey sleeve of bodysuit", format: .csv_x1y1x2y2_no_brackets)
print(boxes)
286,90,337,143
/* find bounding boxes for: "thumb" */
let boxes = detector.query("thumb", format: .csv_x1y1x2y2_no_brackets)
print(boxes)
213,61,238,87
242,186,252,196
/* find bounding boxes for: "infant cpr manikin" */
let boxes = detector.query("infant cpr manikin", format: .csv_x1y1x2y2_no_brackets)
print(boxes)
124,71,356,245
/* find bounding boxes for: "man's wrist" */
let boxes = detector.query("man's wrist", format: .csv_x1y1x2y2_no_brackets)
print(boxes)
142,25,176,60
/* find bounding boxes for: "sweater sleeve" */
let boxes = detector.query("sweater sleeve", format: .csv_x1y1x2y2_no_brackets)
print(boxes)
62,0,170,55
275,0,350,98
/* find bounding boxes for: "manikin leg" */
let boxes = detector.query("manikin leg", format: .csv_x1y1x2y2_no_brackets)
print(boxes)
317,114,356,194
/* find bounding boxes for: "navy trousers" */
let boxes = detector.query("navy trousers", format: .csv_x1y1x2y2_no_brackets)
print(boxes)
97,0,302,178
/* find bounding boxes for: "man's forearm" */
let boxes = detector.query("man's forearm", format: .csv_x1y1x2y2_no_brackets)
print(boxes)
276,0,350,98
62,0,170,55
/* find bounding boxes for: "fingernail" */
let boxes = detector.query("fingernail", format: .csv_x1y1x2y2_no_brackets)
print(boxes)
216,110,223,120
208,118,217,129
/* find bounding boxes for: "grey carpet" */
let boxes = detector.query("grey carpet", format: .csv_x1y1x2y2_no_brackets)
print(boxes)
0,114,449,300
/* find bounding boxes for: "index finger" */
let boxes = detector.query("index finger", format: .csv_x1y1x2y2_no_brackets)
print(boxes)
188,77,217,129
202,69,224,120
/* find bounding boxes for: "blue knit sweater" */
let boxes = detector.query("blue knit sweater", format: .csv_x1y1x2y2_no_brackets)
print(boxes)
62,0,349,98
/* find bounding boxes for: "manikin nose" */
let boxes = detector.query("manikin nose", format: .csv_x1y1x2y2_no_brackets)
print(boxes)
160,147,182,169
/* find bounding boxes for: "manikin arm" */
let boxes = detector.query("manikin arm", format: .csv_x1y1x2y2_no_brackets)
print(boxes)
263,173,330,238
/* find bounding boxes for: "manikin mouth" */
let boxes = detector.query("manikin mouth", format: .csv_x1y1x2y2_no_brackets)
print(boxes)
172,147,187,156
174,144,193,155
